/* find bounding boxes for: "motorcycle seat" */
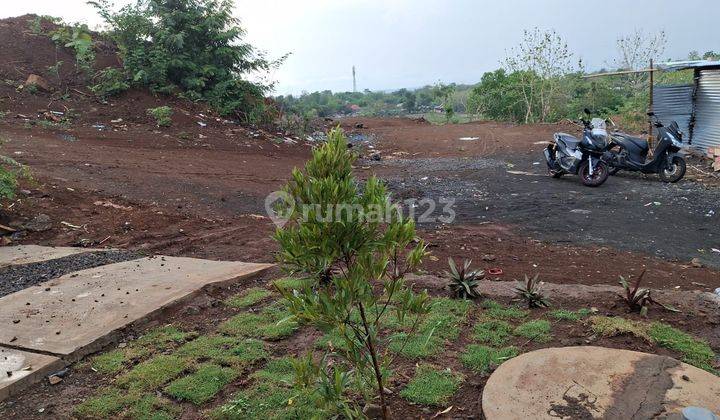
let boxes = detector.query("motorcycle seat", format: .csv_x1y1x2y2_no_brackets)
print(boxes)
615,134,649,152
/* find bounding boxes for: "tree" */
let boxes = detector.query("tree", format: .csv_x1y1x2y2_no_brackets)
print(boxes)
613,29,666,91
273,128,430,418
503,28,575,123
90,0,281,120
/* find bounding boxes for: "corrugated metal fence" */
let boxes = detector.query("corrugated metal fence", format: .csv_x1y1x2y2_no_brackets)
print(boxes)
693,69,720,151
652,84,694,143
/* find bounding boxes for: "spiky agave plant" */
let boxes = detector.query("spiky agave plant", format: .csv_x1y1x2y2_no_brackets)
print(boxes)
619,269,678,316
446,258,484,299
514,274,549,308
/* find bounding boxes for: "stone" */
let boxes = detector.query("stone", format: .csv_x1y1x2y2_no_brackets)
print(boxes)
482,346,720,419
48,375,62,385
25,74,51,92
23,214,52,232
362,403,385,419
691,258,704,268
0,346,65,402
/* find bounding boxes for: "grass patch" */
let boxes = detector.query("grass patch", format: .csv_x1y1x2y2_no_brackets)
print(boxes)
400,365,463,406
272,277,312,291
315,328,361,352
226,287,272,309
588,316,651,341
219,301,299,340
251,357,296,385
649,322,717,373
387,331,444,359
482,299,528,320
90,326,192,375
165,364,238,405
460,345,519,373
550,308,591,321
514,319,552,343
115,355,189,391
74,389,178,419
473,319,513,346
175,335,268,367
210,382,316,419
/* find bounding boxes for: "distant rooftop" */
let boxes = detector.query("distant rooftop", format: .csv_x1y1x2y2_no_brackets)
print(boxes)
656,60,720,72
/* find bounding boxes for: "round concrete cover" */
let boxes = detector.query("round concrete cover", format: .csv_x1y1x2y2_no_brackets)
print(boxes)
482,346,720,419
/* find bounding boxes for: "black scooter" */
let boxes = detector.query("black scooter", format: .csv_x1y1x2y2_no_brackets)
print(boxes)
603,112,686,183
544,109,610,187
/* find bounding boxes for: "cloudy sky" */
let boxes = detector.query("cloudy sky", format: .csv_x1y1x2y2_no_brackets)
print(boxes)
2,0,718,95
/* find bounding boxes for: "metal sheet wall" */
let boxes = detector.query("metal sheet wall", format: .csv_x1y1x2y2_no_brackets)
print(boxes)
652,84,694,143
693,69,720,151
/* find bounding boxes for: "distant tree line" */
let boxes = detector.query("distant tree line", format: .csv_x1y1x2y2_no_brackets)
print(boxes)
278,28,715,132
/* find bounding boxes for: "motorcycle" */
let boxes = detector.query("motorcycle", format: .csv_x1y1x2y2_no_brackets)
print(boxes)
544,109,610,187
603,112,686,183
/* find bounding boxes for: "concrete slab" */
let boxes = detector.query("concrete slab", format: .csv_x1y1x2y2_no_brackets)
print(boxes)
0,256,272,360
0,245,94,267
482,346,720,419
0,346,65,402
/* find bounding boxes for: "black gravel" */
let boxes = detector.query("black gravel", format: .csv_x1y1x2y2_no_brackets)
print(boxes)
0,250,144,298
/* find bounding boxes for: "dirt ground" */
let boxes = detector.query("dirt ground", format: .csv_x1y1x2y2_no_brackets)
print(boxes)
2,116,720,292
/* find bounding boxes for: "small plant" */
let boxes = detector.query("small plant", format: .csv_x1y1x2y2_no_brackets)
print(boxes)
147,106,173,127
50,23,95,74
47,61,64,83
446,258,484,299
618,270,678,316
90,68,130,98
514,274,549,308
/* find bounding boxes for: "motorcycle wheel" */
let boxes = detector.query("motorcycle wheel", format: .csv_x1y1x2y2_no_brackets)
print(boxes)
579,160,609,187
658,156,686,183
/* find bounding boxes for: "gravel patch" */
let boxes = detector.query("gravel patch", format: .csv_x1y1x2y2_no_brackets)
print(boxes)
0,250,144,298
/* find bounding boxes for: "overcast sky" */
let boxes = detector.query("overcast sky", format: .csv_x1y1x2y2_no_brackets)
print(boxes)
2,0,718,95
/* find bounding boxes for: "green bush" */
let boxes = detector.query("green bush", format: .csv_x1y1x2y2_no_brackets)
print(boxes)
90,67,130,98
147,106,173,127
91,0,279,119
50,23,95,74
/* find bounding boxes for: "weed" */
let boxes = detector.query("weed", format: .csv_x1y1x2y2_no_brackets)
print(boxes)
50,23,95,74
460,345,519,373
550,308,591,321
165,364,238,405
618,270,678,315
514,274,549,308
90,67,130,98
473,319,513,346
400,365,463,406
115,355,188,391
175,335,267,367
446,258,484,299
649,322,716,373
219,301,298,340
147,106,173,127
514,319,552,343
482,299,529,320
225,287,272,309
588,316,651,341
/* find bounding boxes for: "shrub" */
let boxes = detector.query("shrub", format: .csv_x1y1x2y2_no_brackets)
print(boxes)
90,68,130,98
514,274,549,308
618,270,678,316
147,106,173,127
91,0,281,119
0,153,32,202
49,23,95,74
273,128,431,418
446,258,484,299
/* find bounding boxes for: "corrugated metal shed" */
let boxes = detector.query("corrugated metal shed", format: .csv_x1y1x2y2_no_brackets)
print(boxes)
657,60,720,72
652,84,694,142
693,69,720,151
